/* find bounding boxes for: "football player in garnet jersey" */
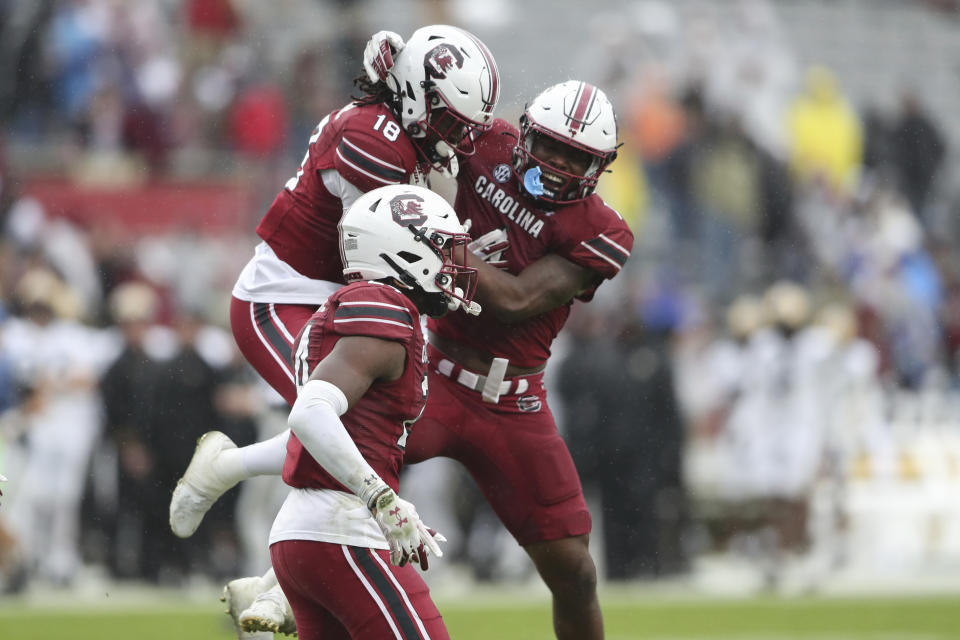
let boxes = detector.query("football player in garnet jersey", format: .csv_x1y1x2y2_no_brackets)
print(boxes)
267,184,477,640
170,23,497,534
408,79,631,640
168,35,631,640
168,24,498,637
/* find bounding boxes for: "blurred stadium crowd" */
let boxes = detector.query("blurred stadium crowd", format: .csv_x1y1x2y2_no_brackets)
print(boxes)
1,0,960,597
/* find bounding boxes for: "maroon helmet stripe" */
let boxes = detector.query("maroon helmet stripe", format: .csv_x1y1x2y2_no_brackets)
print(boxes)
570,83,597,131
460,30,499,114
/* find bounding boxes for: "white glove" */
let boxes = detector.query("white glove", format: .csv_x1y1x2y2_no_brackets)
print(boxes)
369,489,446,569
467,226,510,269
363,30,405,82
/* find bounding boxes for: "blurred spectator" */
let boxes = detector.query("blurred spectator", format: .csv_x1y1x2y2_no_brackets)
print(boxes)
629,70,687,176
151,309,245,581
46,0,110,125
889,90,946,226
786,66,863,198
0,303,22,592
860,106,895,181
97,281,170,582
814,301,891,478
228,82,288,158
848,188,945,388
3,193,103,320
1,267,111,588
698,281,832,579
689,115,764,300
183,0,242,71
0,2,54,138
558,289,689,580
655,85,708,253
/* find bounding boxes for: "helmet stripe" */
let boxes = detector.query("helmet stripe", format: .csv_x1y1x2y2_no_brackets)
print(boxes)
569,82,597,132
460,30,499,114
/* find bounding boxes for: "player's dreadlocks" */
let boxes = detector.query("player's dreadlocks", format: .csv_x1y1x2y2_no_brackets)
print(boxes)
351,74,395,107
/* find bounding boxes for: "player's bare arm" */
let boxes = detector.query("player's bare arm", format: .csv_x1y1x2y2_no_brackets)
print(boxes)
306,334,406,406
466,251,602,324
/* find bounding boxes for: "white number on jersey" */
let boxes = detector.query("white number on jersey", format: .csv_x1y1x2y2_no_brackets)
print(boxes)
372,114,402,142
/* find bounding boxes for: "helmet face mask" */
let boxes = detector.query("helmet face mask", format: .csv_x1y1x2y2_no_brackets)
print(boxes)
512,81,619,203
340,185,478,317
385,25,500,176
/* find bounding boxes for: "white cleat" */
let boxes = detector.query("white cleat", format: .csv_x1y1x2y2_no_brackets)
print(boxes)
222,577,273,640
169,430,238,538
240,585,297,636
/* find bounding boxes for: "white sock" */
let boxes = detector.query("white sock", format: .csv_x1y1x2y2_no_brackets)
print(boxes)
210,447,246,487
257,584,286,604
260,567,278,589
239,430,290,476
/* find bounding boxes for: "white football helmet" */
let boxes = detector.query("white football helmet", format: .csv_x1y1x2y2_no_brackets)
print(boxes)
339,185,480,317
513,81,619,203
384,25,500,176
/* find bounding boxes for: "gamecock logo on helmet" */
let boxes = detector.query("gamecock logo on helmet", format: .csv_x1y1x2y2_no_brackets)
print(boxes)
389,194,428,226
424,45,464,80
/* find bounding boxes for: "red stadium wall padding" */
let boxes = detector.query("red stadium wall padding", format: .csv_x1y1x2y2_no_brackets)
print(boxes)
21,176,257,235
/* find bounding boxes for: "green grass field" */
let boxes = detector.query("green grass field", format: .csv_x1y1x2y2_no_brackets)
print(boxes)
1,590,958,640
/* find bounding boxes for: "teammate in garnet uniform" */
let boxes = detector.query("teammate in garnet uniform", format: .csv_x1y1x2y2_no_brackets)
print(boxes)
169,37,629,640
268,184,478,640
171,23,497,534
410,80,632,640
168,24,498,638
225,24,498,409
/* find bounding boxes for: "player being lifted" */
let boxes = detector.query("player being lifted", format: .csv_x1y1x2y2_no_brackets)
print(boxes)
170,33,632,640
270,184,478,640
219,23,498,411
169,23,498,639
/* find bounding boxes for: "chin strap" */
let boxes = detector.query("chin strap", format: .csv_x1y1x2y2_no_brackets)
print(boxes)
446,288,481,315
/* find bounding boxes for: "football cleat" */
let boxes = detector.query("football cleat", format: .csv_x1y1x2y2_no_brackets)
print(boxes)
169,431,238,538
222,577,274,640
240,585,297,636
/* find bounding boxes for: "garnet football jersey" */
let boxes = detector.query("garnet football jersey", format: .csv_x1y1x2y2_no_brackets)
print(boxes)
429,118,634,369
256,102,427,283
282,282,427,493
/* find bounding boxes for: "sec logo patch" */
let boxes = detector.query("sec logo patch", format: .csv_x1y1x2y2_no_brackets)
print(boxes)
492,163,512,183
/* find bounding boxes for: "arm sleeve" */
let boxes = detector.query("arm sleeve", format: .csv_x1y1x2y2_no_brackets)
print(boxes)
287,378,388,508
